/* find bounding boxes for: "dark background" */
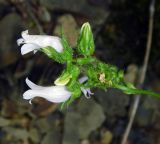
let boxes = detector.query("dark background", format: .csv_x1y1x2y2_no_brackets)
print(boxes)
0,0,160,144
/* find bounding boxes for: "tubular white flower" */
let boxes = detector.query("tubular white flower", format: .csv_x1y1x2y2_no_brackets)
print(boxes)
17,30,63,55
23,78,72,104
79,76,94,99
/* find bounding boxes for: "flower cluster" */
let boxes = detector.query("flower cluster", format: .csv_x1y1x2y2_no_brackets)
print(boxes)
17,22,160,108
17,24,94,106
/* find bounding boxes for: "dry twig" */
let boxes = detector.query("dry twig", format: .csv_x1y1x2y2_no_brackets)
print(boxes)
121,0,156,144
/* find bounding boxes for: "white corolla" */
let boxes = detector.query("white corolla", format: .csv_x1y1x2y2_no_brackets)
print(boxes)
23,78,72,104
17,30,63,55
23,76,93,104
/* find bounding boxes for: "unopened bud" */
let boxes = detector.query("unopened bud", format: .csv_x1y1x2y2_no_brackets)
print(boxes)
77,22,95,56
54,72,72,86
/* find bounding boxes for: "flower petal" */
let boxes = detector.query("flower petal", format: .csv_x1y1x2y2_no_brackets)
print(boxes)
23,85,72,103
21,43,40,55
79,76,88,84
23,89,37,100
48,37,63,53
30,36,64,53
43,86,72,102
79,76,93,98
26,78,43,90
17,38,25,46
19,30,64,53
22,30,29,39
81,87,94,99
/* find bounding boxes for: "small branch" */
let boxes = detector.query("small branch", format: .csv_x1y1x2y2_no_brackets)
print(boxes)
121,0,155,144
25,1,44,34
7,0,44,34
140,0,155,84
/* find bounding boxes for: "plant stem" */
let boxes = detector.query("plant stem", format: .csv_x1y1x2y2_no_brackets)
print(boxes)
115,84,160,98
121,0,155,144
130,88,160,98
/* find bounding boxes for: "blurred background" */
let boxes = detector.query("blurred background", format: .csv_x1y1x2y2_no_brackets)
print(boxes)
0,0,160,144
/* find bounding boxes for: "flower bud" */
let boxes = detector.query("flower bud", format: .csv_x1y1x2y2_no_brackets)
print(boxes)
54,72,72,86
77,22,95,56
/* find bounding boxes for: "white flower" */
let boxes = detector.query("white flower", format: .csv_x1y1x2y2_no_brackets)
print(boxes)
17,30,63,55
23,78,72,104
79,76,93,99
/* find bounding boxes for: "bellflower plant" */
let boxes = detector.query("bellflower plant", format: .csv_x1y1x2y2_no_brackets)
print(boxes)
18,22,160,108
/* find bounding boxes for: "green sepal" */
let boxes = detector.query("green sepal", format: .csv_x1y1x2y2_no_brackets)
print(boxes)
60,81,82,109
41,46,65,63
54,71,72,86
60,31,73,61
41,31,73,63
67,64,80,79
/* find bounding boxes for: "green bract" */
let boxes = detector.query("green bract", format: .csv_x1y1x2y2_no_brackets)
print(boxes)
54,71,72,86
41,32,73,64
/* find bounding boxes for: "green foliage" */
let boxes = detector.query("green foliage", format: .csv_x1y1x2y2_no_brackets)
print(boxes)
41,46,66,63
40,22,160,107
41,31,73,64
54,70,72,86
